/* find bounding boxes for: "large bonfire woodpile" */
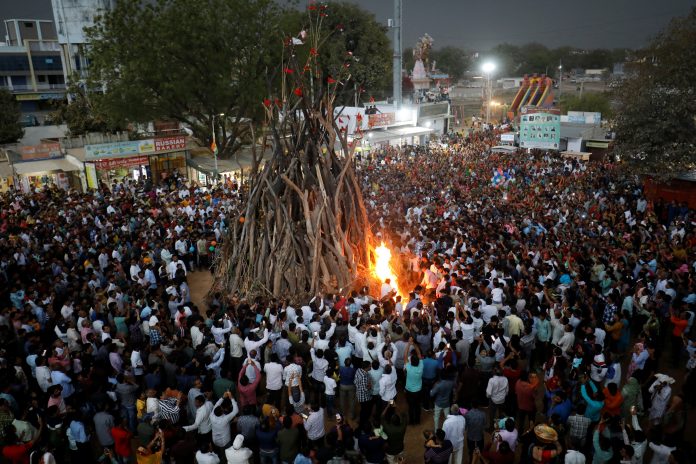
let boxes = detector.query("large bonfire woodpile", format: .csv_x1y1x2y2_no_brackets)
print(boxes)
213,7,377,300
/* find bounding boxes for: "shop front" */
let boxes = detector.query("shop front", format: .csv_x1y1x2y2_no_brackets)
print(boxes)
0,161,14,192
83,136,189,188
12,158,82,192
7,142,83,193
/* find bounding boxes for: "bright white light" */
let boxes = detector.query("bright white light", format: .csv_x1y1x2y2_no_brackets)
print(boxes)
482,62,496,74
425,121,432,128
368,132,373,138
397,108,413,122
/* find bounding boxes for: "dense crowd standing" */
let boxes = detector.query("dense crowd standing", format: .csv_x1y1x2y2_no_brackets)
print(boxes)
0,131,694,464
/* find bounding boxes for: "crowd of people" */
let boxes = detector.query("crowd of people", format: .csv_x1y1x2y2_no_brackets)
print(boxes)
0,130,694,464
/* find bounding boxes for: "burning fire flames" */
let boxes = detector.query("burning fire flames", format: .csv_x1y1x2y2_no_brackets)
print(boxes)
374,242,399,296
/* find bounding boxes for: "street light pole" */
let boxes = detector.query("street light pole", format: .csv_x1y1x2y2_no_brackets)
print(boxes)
481,62,496,125
558,61,563,99
487,72,493,123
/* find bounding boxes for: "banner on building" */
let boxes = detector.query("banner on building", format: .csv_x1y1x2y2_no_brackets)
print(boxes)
368,112,395,129
94,155,150,170
154,136,187,152
19,143,62,161
85,136,187,160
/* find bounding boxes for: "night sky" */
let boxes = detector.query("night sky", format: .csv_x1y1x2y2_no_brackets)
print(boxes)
2,0,694,51
311,0,695,50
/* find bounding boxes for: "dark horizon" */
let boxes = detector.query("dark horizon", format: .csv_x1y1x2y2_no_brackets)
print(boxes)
319,0,695,51
2,0,694,52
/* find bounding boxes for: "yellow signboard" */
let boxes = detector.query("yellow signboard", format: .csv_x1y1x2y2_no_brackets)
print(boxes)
16,94,40,101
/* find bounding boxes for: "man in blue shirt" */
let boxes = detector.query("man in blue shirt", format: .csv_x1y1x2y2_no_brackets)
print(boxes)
430,366,456,429
547,391,572,424
339,358,357,420
421,350,440,411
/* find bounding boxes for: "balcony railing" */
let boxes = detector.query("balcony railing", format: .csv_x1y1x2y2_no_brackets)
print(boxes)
28,41,62,52
5,83,67,91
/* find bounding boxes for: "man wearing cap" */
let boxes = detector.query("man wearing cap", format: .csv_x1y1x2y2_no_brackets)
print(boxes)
225,434,252,464
148,316,162,347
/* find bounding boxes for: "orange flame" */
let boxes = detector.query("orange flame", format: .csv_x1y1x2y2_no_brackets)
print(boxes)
374,242,399,296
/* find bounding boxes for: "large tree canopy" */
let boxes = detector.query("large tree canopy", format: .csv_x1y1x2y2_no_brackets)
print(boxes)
0,89,23,144
489,43,627,76
431,46,470,82
50,75,126,136
560,92,613,119
613,7,696,176
86,0,284,158
284,2,392,104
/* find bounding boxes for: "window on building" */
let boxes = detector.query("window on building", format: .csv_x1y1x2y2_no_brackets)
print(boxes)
24,22,34,28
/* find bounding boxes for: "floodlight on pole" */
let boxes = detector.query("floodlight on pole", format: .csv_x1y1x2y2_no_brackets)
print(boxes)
481,62,496,124
481,62,496,74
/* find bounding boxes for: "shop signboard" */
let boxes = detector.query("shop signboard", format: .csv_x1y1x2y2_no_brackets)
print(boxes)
500,133,515,143
154,136,187,152
94,155,150,170
586,140,610,149
85,140,156,160
19,143,62,161
16,93,64,101
368,112,395,129
519,107,561,150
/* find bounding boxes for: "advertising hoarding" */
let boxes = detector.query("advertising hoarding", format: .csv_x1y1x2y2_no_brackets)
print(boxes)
19,143,62,161
519,107,561,150
85,136,186,160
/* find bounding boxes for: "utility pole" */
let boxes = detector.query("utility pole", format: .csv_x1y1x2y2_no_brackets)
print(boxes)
391,0,402,109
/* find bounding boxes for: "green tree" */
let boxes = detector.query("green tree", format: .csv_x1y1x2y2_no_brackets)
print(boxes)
431,46,470,81
613,7,696,176
560,92,612,118
284,2,392,103
50,76,126,136
86,0,284,158
0,89,24,144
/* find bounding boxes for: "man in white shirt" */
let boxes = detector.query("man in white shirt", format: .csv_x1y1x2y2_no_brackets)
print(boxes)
264,354,284,408
243,327,269,360
303,404,325,444
380,278,396,299
183,395,213,441
225,434,253,464
486,368,508,425
210,393,239,451
556,325,576,357
442,405,466,464
480,298,498,323
378,365,397,405
191,320,205,349
167,255,186,280
211,318,233,345
195,442,220,464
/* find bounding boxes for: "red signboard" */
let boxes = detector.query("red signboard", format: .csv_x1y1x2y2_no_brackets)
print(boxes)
154,136,187,152
367,112,395,129
20,143,62,161
94,155,149,171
